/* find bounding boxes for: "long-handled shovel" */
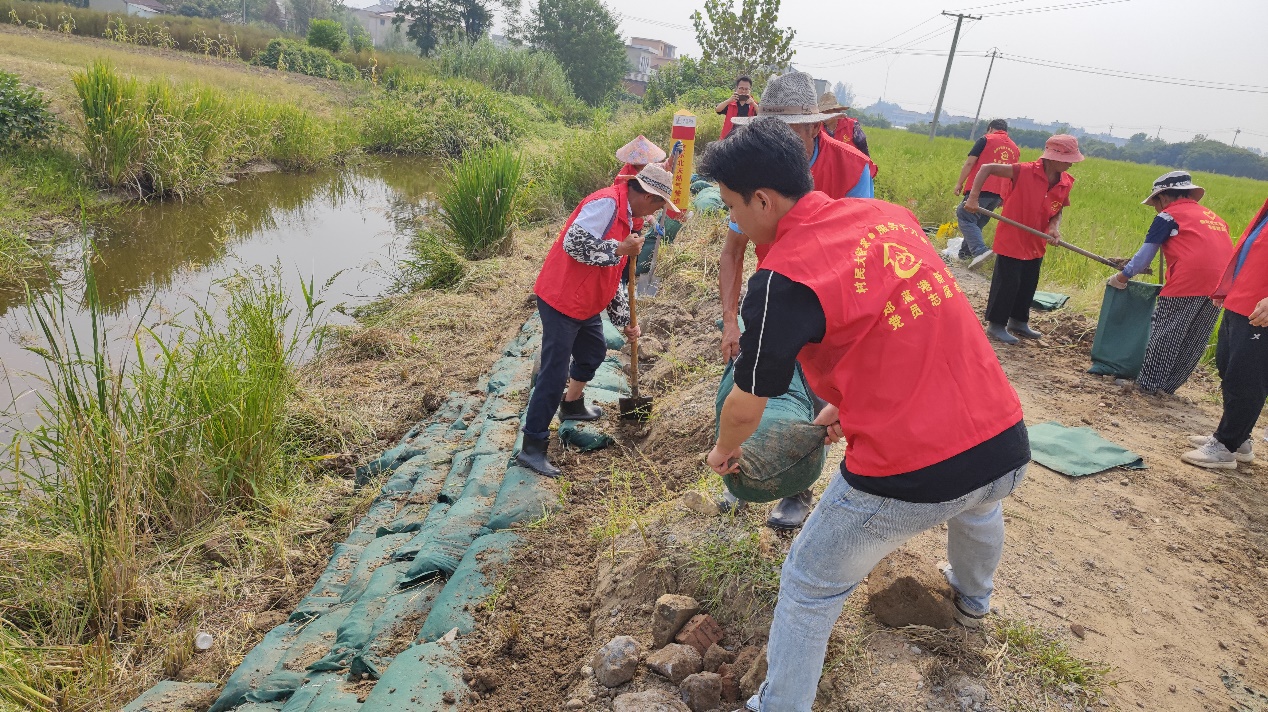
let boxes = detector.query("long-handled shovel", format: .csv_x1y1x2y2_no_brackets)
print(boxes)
976,207,1121,269
619,259,653,420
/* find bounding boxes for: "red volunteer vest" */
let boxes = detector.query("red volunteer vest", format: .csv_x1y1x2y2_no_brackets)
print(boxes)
833,116,858,142
719,100,755,139
993,160,1074,261
1154,199,1233,298
760,193,1025,477
1214,197,1268,317
534,184,632,320
614,164,645,233
754,133,874,265
966,130,1020,198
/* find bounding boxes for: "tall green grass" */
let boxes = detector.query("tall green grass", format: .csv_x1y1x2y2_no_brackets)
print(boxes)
433,36,578,109
441,145,524,259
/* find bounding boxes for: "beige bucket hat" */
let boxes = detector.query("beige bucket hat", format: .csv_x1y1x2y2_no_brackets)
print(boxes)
617,164,680,212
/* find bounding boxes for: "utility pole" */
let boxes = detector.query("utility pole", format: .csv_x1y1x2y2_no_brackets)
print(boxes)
1155,125,1162,140
968,48,999,142
928,11,981,141
1233,128,1242,147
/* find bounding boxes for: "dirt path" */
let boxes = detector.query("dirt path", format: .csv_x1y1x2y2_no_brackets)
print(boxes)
439,224,1266,712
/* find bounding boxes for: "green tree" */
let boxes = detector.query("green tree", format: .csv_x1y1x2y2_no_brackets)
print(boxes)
643,55,735,110
691,0,794,76
525,0,626,105
347,20,373,52
394,0,494,55
307,18,349,52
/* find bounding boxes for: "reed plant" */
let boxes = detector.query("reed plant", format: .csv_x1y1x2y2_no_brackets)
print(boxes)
440,144,524,259
433,36,577,109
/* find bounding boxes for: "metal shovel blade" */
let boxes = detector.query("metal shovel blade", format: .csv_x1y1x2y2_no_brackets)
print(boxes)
618,396,653,421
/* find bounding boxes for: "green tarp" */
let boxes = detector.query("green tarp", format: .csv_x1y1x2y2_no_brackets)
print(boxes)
1089,281,1161,379
1031,291,1069,311
694,186,724,212
1028,421,1146,477
558,421,614,452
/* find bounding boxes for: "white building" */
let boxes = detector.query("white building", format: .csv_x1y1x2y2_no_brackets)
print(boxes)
88,0,168,17
349,3,402,48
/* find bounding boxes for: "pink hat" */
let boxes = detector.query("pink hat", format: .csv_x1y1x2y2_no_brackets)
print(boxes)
1040,134,1084,163
615,135,666,165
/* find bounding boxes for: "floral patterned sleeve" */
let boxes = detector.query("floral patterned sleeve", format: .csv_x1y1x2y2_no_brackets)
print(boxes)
562,224,621,266
606,283,630,329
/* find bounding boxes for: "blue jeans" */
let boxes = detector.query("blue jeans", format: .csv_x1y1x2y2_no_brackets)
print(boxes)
956,192,1002,257
750,465,1027,712
522,298,607,441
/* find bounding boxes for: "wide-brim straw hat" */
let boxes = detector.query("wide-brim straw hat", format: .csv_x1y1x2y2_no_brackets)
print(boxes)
818,92,849,114
615,135,666,165
617,164,680,213
732,72,839,126
1142,170,1205,204
1039,134,1085,163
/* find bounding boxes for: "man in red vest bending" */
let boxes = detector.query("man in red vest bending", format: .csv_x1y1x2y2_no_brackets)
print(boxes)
716,76,759,140
516,166,678,477
701,118,1030,711
965,134,1083,345
953,119,1020,266
1183,196,1268,470
717,71,877,530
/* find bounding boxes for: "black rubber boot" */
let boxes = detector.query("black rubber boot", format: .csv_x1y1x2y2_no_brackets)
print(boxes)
1007,318,1042,340
515,435,560,478
766,489,815,530
558,395,603,421
717,489,748,514
986,322,1019,345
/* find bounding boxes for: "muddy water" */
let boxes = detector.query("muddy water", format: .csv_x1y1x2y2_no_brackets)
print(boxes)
0,157,441,437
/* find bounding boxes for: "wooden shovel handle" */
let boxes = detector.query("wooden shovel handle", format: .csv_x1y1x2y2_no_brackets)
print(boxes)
977,207,1120,269
627,259,640,399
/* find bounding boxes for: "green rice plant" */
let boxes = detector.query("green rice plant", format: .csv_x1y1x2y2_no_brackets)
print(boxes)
440,144,524,259
73,60,144,191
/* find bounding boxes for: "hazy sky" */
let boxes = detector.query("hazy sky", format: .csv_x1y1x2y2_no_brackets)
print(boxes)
614,0,1268,152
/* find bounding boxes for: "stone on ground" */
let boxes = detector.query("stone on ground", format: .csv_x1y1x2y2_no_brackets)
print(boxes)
592,635,642,688
717,662,741,703
645,643,703,684
866,548,957,629
613,689,691,712
653,594,701,648
702,642,735,672
680,490,720,516
739,644,768,699
679,671,723,712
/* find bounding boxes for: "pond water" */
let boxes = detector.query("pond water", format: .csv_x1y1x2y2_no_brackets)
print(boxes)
0,157,442,439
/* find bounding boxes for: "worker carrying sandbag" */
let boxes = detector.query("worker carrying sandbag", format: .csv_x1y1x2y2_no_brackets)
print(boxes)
1107,172,1233,395
700,118,1030,711
515,165,678,477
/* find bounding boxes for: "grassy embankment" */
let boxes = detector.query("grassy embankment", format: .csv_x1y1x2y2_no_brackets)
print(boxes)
866,128,1268,309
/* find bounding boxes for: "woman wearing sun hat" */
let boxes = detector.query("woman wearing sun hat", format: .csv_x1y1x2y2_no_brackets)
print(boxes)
966,134,1083,345
614,135,668,234
1108,171,1233,395
516,165,678,478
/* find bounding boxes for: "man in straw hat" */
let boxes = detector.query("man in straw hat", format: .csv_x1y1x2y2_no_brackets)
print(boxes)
1181,194,1268,470
515,165,678,477
965,134,1083,345
1109,172,1232,397
818,91,870,156
700,118,1029,711
718,71,876,530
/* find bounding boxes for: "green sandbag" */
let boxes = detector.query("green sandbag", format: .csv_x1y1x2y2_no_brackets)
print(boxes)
690,178,711,195
354,395,479,486
374,448,454,537
277,673,362,712
122,682,218,712
583,356,630,404
244,671,307,704
1031,290,1069,311
485,464,560,531
663,217,682,242
391,501,450,563
1089,281,1162,379
289,543,364,622
357,641,467,710
416,530,519,643
347,497,402,546
398,450,506,587
636,232,659,275
1027,421,1145,477
486,354,533,398
338,533,413,604
715,361,828,503
246,606,350,703
558,421,614,452
308,562,404,671
693,185,724,212
208,622,300,711
601,315,626,351
347,581,443,679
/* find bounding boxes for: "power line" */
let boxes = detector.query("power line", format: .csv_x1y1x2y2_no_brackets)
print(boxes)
998,54,1268,93
981,0,1133,17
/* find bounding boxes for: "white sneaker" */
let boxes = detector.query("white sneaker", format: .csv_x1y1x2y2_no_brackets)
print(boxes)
1187,435,1253,462
1181,438,1238,470
968,250,995,270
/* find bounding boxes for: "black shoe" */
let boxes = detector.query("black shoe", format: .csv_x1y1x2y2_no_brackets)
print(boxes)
515,435,560,478
1006,318,1042,340
558,396,602,421
717,490,748,514
766,489,814,530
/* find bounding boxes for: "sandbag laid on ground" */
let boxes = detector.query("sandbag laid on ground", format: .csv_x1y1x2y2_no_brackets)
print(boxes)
246,606,351,703
1031,291,1070,311
338,533,412,604
357,641,467,710
715,360,827,503
276,673,362,712
122,681,218,712
416,530,519,643
347,581,444,679
601,314,626,351
346,497,401,547
1089,281,1161,379
485,464,560,530
209,622,301,712
558,421,615,452
354,395,479,486
693,185,724,212
289,543,364,622
1028,421,1145,477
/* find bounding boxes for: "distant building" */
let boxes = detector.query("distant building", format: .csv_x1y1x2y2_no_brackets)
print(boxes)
89,0,168,17
348,4,399,47
623,36,676,97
